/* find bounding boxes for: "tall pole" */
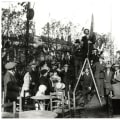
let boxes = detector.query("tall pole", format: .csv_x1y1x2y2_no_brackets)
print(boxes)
25,2,30,66
47,22,50,48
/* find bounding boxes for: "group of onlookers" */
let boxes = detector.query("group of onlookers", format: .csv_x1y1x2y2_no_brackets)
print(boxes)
3,58,74,103
2,28,120,108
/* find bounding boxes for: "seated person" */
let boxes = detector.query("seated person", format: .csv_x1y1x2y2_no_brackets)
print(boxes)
50,71,61,89
35,69,52,96
53,81,66,106
55,81,65,92
35,69,52,110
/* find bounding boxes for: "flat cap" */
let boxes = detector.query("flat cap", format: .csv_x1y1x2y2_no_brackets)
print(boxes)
5,62,17,70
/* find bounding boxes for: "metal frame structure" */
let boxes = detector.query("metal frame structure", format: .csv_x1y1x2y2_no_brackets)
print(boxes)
73,57,102,110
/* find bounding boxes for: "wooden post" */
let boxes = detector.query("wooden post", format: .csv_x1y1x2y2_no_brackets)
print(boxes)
47,22,50,48
2,91,5,112
73,92,75,110
25,2,30,66
19,97,22,112
13,101,16,115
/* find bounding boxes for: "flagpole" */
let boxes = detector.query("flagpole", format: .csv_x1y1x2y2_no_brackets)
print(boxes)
110,3,114,63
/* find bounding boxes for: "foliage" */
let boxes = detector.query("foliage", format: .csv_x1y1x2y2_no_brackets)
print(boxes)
2,2,35,47
42,19,80,42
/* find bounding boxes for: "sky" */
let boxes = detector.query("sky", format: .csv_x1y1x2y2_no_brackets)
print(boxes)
33,0,120,52
1,0,120,51
33,0,111,34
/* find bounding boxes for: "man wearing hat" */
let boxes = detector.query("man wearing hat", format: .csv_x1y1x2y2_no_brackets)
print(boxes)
112,63,120,96
91,48,99,63
73,39,83,80
81,29,95,61
113,63,120,82
29,61,39,95
93,56,105,99
4,62,20,102
61,64,71,97
104,64,113,96
82,67,93,105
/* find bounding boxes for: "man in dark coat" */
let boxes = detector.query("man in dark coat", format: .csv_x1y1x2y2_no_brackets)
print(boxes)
81,29,95,61
82,67,93,104
73,39,83,79
29,62,39,96
93,56,105,98
62,64,71,97
4,62,20,102
104,64,113,96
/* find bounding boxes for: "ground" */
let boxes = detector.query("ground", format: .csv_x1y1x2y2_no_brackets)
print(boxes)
71,94,109,118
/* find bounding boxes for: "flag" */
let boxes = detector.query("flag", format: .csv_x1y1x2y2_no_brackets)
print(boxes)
89,13,94,38
89,13,96,43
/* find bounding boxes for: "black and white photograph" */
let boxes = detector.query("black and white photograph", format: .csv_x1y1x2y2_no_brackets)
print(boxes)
1,0,120,118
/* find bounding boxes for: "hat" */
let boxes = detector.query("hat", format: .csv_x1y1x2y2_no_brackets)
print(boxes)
41,65,50,71
56,82,65,89
114,64,119,67
41,69,48,75
75,39,80,43
29,61,37,67
5,62,17,70
106,64,111,68
93,48,98,51
64,64,69,67
51,61,56,65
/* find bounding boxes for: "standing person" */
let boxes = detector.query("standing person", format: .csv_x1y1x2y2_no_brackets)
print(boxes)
104,63,114,113
81,29,95,61
95,38,105,56
61,53,66,66
82,67,93,105
20,66,32,97
4,62,20,102
29,62,39,96
93,56,105,99
112,63,120,96
113,63,120,82
73,39,83,79
62,64,70,97
104,64,113,96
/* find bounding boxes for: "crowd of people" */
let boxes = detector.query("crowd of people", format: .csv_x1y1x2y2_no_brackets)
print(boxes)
2,29,120,109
